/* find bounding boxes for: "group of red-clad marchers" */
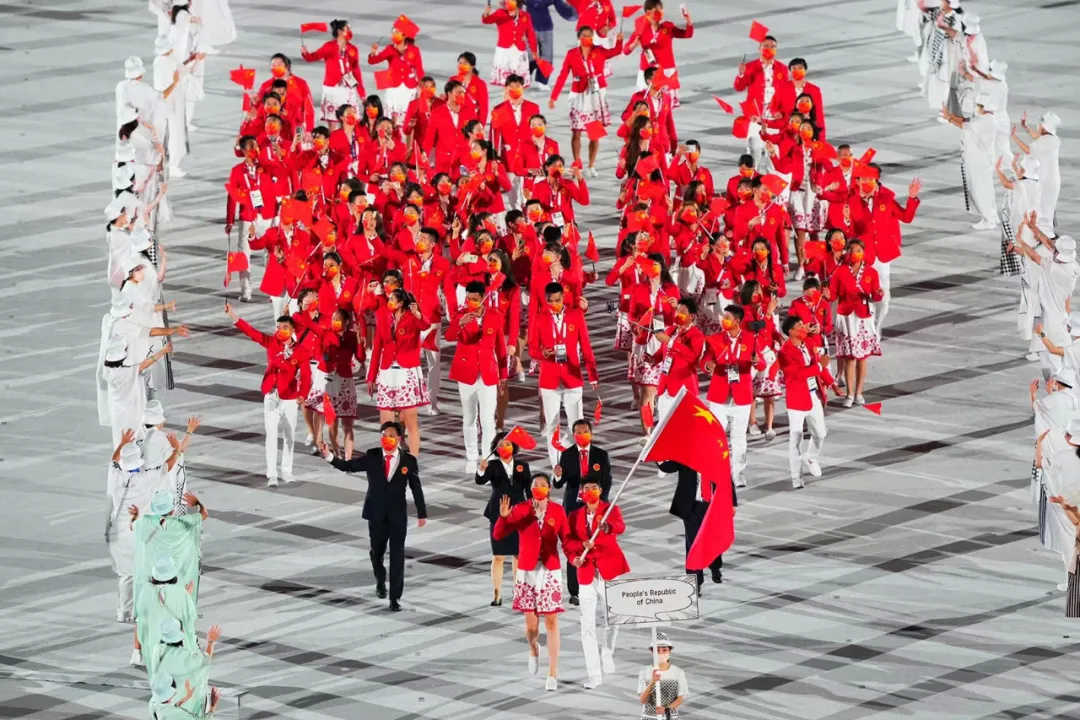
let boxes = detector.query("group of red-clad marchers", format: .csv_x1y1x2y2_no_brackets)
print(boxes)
217,0,921,693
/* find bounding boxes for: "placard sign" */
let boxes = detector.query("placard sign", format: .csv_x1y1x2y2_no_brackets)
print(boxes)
605,573,699,626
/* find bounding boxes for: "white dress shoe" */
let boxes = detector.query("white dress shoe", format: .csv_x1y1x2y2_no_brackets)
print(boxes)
267,477,279,488
764,429,776,442
466,460,478,475
584,676,602,689
791,476,805,489
842,396,854,408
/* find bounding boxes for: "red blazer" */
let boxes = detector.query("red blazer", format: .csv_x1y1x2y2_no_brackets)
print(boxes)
565,502,630,585
493,500,571,571
621,90,677,154
367,309,424,382
732,252,787,300
788,295,834,338
626,20,692,70
829,262,883,319
234,319,313,400
703,331,763,406
249,225,312,297
422,101,478,174
301,41,365,94
551,41,623,99
628,281,679,344
656,324,705,397
775,80,826,138
698,252,742,302
605,255,645,313
367,44,424,89
328,128,370,177
569,0,617,34
671,160,715,202
733,59,789,118
445,307,509,386
257,74,316,131
850,185,919,264
452,74,490,125
777,340,829,412
725,171,760,205
490,99,541,158
225,162,278,225
514,136,560,187
321,326,363,378
731,201,786,252
530,176,589,225
317,276,360,317
486,283,522,341
771,143,828,193
528,308,598,390
483,9,539,52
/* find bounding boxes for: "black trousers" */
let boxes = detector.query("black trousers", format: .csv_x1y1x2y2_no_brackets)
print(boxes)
368,517,407,601
684,501,722,580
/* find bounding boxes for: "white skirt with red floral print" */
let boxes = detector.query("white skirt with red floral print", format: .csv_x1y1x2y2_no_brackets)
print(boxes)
375,365,430,410
512,565,564,615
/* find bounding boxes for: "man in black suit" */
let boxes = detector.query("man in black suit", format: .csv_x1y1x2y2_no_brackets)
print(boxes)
320,421,427,611
661,460,736,595
552,419,612,604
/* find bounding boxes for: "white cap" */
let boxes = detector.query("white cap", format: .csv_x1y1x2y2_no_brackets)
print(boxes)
110,294,134,318
121,253,145,276
118,105,137,125
112,163,135,191
118,443,143,471
1041,111,1061,135
143,399,165,426
650,631,674,649
105,336,128,363
1055,367,1079,389
962,14,980,34
946,0,960,7
154,34,173,55
105,197,126,222
124,56,145,79
115,142,136,163
988,59,1008,80
129,227,152,253
1056,236,1076,263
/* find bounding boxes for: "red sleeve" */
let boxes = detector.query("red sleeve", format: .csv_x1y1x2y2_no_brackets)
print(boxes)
301,42,331,62
605,504,626,535
234,317,270,347
507,287,522,342
578,315,598,383
733,63,757,92
550,50,576,101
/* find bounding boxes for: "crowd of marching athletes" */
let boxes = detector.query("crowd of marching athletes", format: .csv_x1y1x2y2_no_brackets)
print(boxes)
100,0,1076,716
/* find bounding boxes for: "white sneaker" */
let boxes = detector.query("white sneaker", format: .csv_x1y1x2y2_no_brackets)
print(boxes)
843,396,854,408
855,394,866,405
748,425,762,437
794,266,805,281
116,609,130,623
588,167,598,178
584,675,602,689
130,649,143,667
803,458,822,477
545,676,558,691
267,477,279,488
282,475,297,484
601,648,615,674
528,653,539,675
426,404,440,416
466,460,478,475
906,53,920,63
1058,582,1069,592
170,167,186,178
764,429,776,442
972,219,997,231
310,444,322,456
792,476,805,489
517,371,526,382
305,434,314,446
1026,352,1041,362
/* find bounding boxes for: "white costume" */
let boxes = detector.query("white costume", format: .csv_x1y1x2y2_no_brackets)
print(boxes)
1033,391,1079,569
169,5,205,130
153,34,188,174
980,61,1010,164
191,0,236,48
116,57,166,136
1031,238,1080,377
959,95,997,228
1030,113,1062,235
920,3,961,113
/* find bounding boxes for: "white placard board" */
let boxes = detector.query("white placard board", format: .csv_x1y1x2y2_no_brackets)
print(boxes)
605,573,699,626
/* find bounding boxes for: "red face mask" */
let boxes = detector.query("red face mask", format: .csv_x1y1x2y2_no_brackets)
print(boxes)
266,123,281,136
839,156,853,169
752,291,763,303
580,36,594,48
508,86,523,100
344,28,353,41
421,86,436,99
721,316,737,332
391,31,404,44
380,435,398,452
458,62,471,75
528,209,543,222
437,182,453,196
738,187,753,199
580,488,601,504
790,326,808,341
674,312,691,326
325,264,339,277
858,179,877,194
791,68,807,81
574,431,591,447
848,250,864,264
366,106,379,119
331,318,344,332
271,65,286,78
313,137,327,150
479,240,494,254
761,46,777,60
245,147,259,159
739,166,754,177
753,248,769,261
797,100,812,113
404,212,419,226
806,288,821,301
531,125,546,137
531,486,550,500
343,114,358,126
496,443,514,460
830,238,846,252
799,127,814,141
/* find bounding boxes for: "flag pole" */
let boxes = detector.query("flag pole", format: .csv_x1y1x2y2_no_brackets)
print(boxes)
651,625,662,714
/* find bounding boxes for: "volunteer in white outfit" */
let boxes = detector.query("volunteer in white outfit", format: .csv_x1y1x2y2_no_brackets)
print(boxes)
1012,227,1080,378
941,92,997,230
1033,312,1080,375
149,0,172,38
1035,415,1080,589
920,0,962,115
973,60,1010,165
636,633,689,720
153,33,189,177
117,106,166,202
120,249,173,396
1031,373,1080,589
116,56,167,132
168,3,205,133
897,0,924,62
1019,112,1062,236
191,0,237,51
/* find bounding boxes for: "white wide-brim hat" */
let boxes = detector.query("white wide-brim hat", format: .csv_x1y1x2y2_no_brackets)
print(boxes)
110,294,135,318
1041,111,1061,136
1054,367,1079,389
152,555,178,582
144,399,165,426
118,443,143,471
988,59,1007,80
154,34,173,55
124,56,144,79
112,163,135,190
129,227,152,253
150,488,174,516
1056,236,1076,263
105,196,126,222
115,142,136,163
105,336,128,363
121,253,144,276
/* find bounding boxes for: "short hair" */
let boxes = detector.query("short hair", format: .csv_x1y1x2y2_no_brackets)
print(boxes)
529,113,547,125
270,53,291,69
458,51,477,67
465,280,485,295
738,154,754,167
238,134,257,149
679,296,699,315
276,315,294,325
506,73,524,85
380,420,404,436
643,66,658,84
312,126,331,140
802,276,821,291
544,282,564,298
531,472,551,486
445,79,464,95
323,251,342,264
724,304,744,322
571,419,592,433
781,314,801,335
837,143,851,153
763,34,777,44
789,57,807,70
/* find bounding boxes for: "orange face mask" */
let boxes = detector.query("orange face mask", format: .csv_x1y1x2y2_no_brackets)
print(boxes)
799,127,814,141
391,31,404,44
754,248,769,261
721,316,737,332
275,328,292,341
531,125,545,137
271,65,286,78
466,299,481,311
674,312,690,325
421,86,435,98
791,68,807,81
331,318,344,332
366,106,379,118
479,240,494,254
496,443,514,460
416,240,431,254
380,435,398,452
404,212,419,226
391,172,406,183
528,208,543,222
313,137,327,149
797,100,812,113
470,150,483,161
508,86,523,100
830,237,846,252
437,182,453,196
839,156,853,169
762,46,777,60
580,36,594,48
739,166,754,178
458,62,471,75
688,151,700,162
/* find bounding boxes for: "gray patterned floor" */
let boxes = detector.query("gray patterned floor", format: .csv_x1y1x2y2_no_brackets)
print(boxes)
2,0,1079,718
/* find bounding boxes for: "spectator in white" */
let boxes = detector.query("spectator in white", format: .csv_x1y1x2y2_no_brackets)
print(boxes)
636,632,688,720
1013,112,1061,236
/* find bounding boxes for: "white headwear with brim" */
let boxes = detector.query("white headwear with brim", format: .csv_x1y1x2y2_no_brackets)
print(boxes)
962,14,980,35
159,617,184,645
143,400,166,427
110,294,134,318
154,34,173,55
112,163,136,191
105,197,127,222
149,671,177,704
121,253,145,276
118,105,138,125
1055,367,1079,389
129,227,152,253
650,631,674,649
946,0,960,8
143,432,173,469
119,443,143,471
115,142,136,163
105,336,128,363
150,488,175,515
989,59,1007,80
152,555,178,583
124,56,145,79
1041,111,1061,135
116,190,138,212
1056,236,1076,263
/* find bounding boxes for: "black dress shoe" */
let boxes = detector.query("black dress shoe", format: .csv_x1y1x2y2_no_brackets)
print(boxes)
569,596,579,606
389,599,402,612
376,583,387,599
711,568,723,584
490,593,502,607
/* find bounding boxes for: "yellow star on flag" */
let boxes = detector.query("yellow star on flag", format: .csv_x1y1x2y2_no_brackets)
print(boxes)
692,406,717,425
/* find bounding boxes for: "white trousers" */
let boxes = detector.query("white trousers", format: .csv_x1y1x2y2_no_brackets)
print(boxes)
656,391,679,426
237,219,269,298
541,386,583,466
746,121,774,173
505,175,525,211
264,391,298,480
788,393,827,478
459,380,498,462
579,577,618,679
117,573,134,615
270,293,290,319
710,400,751,481
873,258,892,334
421,330,441,408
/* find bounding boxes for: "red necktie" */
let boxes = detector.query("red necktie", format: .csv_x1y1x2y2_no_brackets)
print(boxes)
580,449,588,479
384,454,392,479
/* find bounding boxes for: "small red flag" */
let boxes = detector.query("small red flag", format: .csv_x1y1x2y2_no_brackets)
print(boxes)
658,69,680,90
535,58,554,78
749,20,770,43
621,4,643,18
859,148,877,165
585,120,607,141
811,141,838,162
641,402,654,430
635,154,659,180
300,22,329,33
504,425,537,450
803,240,827,262
229,65,255,90
593,398,603,426
584,231,600,263
739,98,760,118
226,250,248,273
638,180,667,204
686,470,735,570
323,393,337,425
852,163,880,180
732,116,750,139
374,69,395,90
708,197,730,217
487,271,506,296
864,402,883,415
242,93,252,112
761,174,788,196
713,96,734,114
550,425,567,452
285,251,309,279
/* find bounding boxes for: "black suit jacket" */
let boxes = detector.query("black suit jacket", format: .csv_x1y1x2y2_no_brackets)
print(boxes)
330,448,427,524
553,445,612,512
661,460,737,520
476,459,531,522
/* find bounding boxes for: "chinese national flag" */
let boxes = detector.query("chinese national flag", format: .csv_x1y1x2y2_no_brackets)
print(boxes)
864,402,883,415
535,58,553,78
229,65,256,90
804,240,827,262
300,22,329,33
550,425,567,452
242,93,252,112
859,148,877,165
285,250,309,279
504,425,537,450
393,15,420,40
749,20,769,43
642,388,735,568
584,230,600,263
374,69,395,90
713,96,734,114
635,154,659,180
323,393,337,425
585,120,607,141
739,98,760,119
708,196,730,218
594,398,603,426
225,251,248,275
621,4,643,18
